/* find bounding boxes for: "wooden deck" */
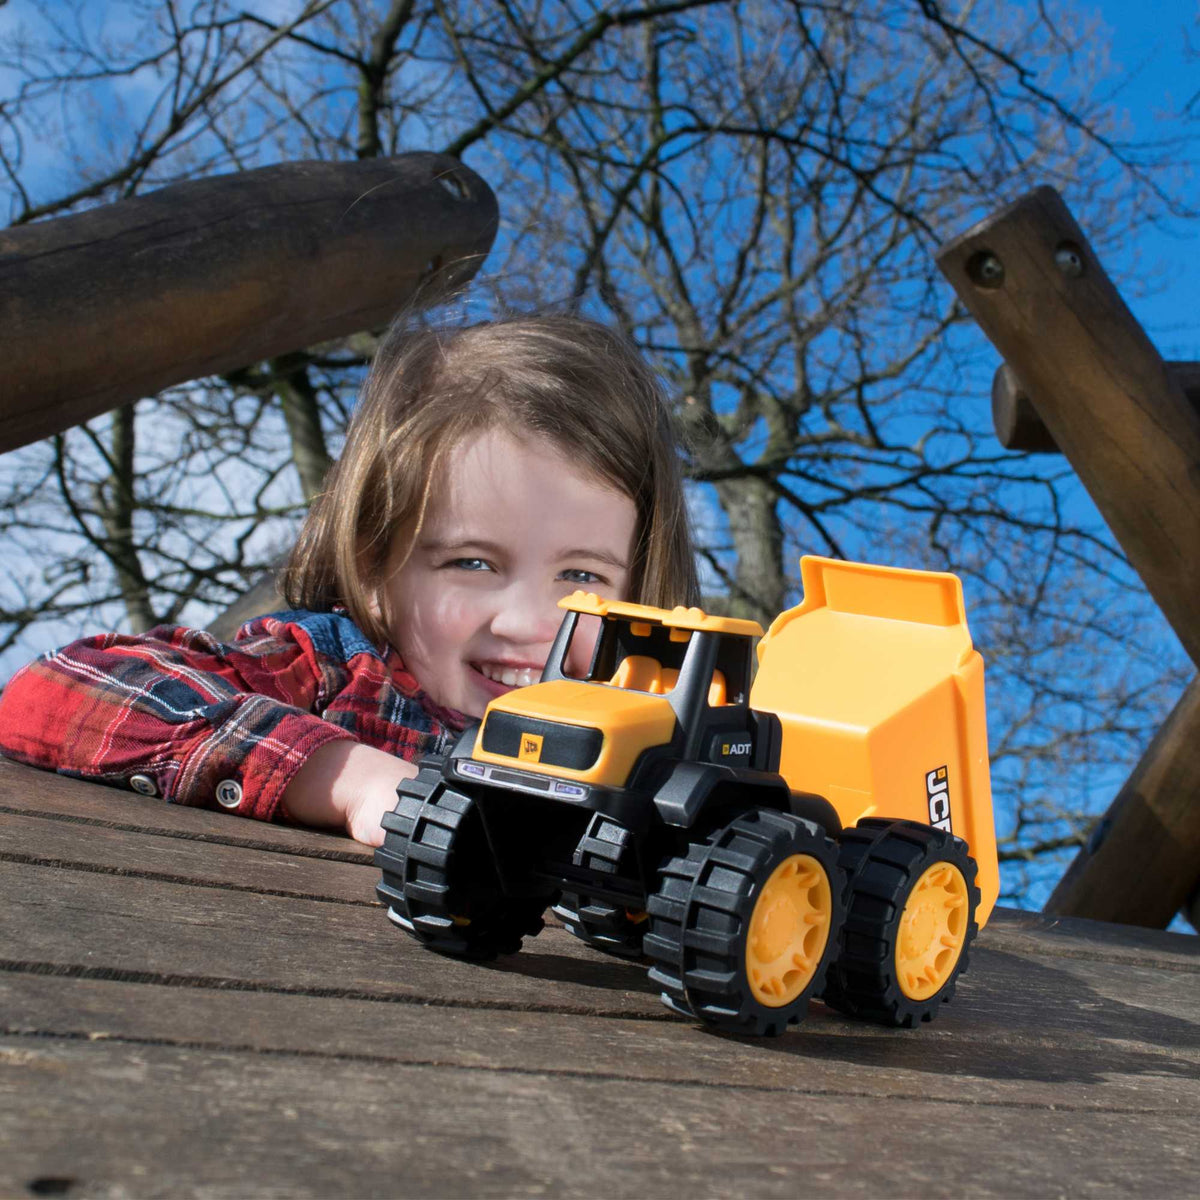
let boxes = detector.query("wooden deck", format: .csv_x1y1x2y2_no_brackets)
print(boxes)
2,756,1197,1198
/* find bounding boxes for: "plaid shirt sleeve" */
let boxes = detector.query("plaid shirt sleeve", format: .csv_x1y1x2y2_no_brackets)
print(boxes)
0,610,466,823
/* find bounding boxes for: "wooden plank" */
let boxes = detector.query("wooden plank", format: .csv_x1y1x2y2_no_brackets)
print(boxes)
2,1033,1195,1198
4,946,1198,1108
984,905,1200,968
0,857,664,1019
0,810,377,906
0,758,373,864
3,853,1197,1031
0,153,497,453
7,750,1197,949
991,360,1200,452
936,186,1200,669
4,753,1194,960
1043,677,1200,926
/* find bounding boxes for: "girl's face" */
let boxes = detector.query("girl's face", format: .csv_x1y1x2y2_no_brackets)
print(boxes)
381,427,638,718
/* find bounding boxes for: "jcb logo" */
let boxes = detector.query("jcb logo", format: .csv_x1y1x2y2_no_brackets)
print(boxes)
926,765,952,832
518,733,544,763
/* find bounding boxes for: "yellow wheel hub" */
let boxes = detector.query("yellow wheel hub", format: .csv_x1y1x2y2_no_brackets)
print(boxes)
745,854,834,1008
895,861,969,1000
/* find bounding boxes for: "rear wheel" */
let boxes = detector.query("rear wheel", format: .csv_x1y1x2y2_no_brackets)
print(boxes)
375,758,548,960
553,814,647,959
645,808,843,1036
821,819,979,1026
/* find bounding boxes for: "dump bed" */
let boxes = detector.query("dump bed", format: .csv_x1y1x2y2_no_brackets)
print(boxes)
751,556,998,925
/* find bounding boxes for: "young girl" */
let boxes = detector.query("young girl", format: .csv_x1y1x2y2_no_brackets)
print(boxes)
0,315,698,846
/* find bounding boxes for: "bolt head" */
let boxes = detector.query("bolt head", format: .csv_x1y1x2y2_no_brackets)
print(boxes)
967,250,1005,289
1054,241,1085,278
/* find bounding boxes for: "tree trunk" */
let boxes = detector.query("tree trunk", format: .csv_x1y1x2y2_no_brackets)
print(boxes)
713,476,786,625
272,355,333,502
99,404,156,633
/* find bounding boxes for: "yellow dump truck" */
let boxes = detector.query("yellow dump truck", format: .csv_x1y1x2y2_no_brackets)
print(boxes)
377,556,999,1036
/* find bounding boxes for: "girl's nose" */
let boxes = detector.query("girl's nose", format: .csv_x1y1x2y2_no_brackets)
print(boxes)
488,584,565,647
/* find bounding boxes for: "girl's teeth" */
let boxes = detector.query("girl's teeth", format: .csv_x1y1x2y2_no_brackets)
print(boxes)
482,665,539,687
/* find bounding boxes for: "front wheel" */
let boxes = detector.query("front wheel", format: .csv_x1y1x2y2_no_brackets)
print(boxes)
821,819,980,1027
644,808,843,1036
375,759,548,960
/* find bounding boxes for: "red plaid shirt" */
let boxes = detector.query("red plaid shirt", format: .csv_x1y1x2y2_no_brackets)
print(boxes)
0,610,467,823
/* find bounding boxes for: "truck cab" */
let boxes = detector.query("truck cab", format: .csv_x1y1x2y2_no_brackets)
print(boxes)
468,592,770,792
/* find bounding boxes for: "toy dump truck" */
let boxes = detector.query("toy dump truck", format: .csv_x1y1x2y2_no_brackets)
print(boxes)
376,556,999,1036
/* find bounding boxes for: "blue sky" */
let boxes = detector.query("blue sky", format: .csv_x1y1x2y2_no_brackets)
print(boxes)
1086,0,1199,356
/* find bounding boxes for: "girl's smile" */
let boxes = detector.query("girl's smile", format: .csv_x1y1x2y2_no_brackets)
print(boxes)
380,427,637,719
474,662,543,690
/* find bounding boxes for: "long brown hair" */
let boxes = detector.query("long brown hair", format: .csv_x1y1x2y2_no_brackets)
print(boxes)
282,314,698,645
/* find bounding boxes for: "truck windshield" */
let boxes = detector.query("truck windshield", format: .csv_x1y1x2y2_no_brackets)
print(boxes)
555,613,741,707
559,616,691,691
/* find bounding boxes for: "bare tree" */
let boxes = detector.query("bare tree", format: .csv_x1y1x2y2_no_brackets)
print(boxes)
0,0,1192,903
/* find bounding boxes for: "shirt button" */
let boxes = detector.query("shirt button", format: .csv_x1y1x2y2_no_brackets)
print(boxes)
215,779,243,808
130,774,157,797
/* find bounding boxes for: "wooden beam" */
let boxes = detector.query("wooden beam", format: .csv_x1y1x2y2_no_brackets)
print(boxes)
936,185,1200,669
938,186,1200,930
206,574,288,643
1043,677,1200,928
992,361,1200,453
0,153,497,454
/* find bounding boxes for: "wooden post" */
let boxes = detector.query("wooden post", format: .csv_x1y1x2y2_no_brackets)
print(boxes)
936,186,1200,668
937,186,1200,929
206,575,288,643
1043,679,1200,927
992,361,1200,453
0,153,498,454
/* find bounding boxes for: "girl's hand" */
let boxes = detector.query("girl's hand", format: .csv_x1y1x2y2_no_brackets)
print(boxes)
281,740,418,847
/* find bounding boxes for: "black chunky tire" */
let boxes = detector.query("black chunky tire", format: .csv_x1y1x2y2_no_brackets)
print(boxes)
644,808,843,1037
375,757,548,960
821,818,980,1027
553,814,647,959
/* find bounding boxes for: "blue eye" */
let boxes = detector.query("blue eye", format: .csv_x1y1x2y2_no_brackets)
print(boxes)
560,568,603,585
448,558,492,572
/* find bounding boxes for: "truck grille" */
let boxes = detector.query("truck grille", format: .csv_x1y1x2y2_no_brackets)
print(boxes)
480,712,603,771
